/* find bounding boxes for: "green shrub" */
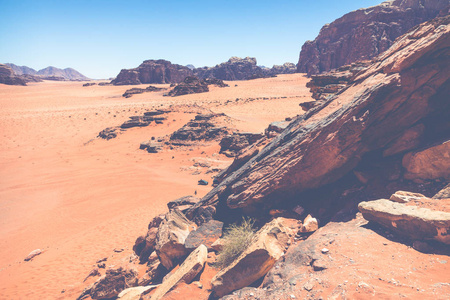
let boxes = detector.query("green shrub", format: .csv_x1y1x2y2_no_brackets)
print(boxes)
215,217,256,269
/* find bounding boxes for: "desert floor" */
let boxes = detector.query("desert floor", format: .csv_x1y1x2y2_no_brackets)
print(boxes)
0,74,310,299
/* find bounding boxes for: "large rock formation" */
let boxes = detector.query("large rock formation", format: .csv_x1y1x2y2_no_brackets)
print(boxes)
297,0,449,75
111,60,193,85
187,15,450,218
194,57,267,81
0,64,27,85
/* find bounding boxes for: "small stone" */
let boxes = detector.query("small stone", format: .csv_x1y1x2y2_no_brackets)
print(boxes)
321,248,329,254
24,249,42,261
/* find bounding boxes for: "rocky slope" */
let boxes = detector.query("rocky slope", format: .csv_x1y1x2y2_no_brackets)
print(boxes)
297,0,449,75
189,14,450,221
5,63,90,81
111,60,193,85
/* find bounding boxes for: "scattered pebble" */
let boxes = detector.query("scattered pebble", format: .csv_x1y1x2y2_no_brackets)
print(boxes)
321,248,329,254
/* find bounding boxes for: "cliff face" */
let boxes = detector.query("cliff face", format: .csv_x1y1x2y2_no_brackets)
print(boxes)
111,60,193,85
188,15,450,217
297,0,449,75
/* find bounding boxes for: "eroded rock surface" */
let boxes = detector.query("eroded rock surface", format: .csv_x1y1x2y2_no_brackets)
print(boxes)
112,59,193,85
358,199,450,244
211,217,294,298
297,0,449,75
187,15,450,217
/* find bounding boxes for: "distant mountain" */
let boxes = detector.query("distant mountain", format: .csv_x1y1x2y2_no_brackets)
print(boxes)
0,64,27,85
5,63,90,81
186,64,195,70
5,63,38,75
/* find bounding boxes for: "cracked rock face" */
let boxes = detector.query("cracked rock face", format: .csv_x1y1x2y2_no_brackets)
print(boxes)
297,0,449,75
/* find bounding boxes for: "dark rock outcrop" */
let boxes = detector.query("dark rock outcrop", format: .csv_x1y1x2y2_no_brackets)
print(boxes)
111,60,193,85
297,0,449,75
194,57,267,81
219,132,264,157
187,15,450,219
89,266,138,299
167,76,229,97
169,113,232,145
0,64,27,85
123,85,164,98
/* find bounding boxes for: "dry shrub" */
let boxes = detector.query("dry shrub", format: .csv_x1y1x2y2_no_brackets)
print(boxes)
215,218,255,269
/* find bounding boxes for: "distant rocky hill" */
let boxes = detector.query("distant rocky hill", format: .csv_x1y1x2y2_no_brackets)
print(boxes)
5,63,90,81
0,64,27,85
111,60,193,85
297,0,449,75
194,57,296,81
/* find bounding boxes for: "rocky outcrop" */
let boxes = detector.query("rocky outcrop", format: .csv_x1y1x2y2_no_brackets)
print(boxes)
169,113,232,146
123,85,164,98
211,217,295,298
403,139,450,182
0,64,27,85
167,76,229,97
155,209,197,270
194,57,267,81
297,0,449,75
186,15,450,218
184,220,223,250
24,249,42,261
89,266,138,299
219,132,264,157
111,60,193,85
149,244,207,300
390,190,425,203
358,199,450,244
167,76,209,96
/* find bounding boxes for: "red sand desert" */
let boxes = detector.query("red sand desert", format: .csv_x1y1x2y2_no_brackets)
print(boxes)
0,74,310,299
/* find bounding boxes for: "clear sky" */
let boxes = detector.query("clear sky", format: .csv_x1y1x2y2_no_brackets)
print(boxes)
0,0,383,79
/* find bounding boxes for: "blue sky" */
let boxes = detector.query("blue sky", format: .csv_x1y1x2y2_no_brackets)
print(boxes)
0,0,382,79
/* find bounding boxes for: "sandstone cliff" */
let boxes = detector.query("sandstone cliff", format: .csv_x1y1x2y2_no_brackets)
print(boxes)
111,60,193,85
297,0,449,75
188,15,450,219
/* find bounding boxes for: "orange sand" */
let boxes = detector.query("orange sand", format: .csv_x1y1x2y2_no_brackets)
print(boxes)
0,74,311,299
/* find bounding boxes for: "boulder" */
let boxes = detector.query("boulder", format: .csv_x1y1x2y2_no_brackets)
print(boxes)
149,244,208,300
433,183,450,200
137,260,167,286
299,214,318,233
117,285,157,300
390,191,426,203
358,199,450,244
111,59,193,85
211,217,294,298
24,249,42,261
89,266,138,299
185,220,223,250
139,141,162,153
167,195,200,211
198,179,208,186
133,227,158,263
403,139,450,182
155,209,197,270
98,127,118,140
219,132,264,157
297,0,448,75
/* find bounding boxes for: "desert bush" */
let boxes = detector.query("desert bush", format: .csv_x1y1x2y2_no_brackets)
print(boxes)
215,217,256,269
